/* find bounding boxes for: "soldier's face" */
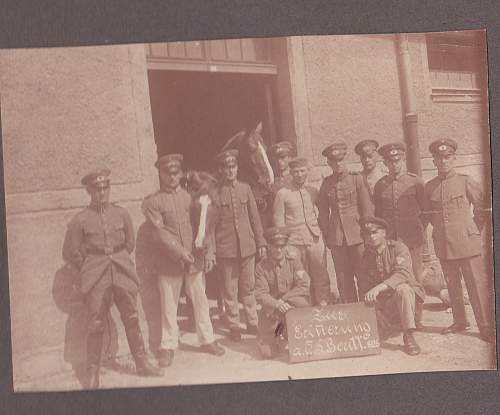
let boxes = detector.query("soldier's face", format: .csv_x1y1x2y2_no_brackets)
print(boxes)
363,228,386,249
291,166,308,186
88,184,110,205
384,157,404,175
327,158,347,175
220,159,238,182
433,154,455,174
361,153,377,171
160,167,183,189
269,243,286,261
277,155,290,172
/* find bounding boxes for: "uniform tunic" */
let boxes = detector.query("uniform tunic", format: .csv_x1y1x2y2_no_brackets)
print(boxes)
212,180,266,329
213,180,266,259
361,240,425,332
141,186,216,349
373,172,426,283
65,202,145,358
65,203,138,295
318,171,373,303
255,252,310,344
318,171,373,248
424,170,493,332
273,184,330,304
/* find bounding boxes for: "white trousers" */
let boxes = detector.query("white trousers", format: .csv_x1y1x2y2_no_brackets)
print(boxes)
158,271,215,350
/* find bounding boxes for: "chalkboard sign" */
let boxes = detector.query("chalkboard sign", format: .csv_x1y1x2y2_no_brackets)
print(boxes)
286,303,381,363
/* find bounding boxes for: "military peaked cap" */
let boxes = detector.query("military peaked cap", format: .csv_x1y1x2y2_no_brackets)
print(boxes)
378,142,406,161
215,149,239,165
264,226,290,245
81,167,111,187
269,141,293,158
322,140,348,161
155,153,183,169
359,215,389,233
428,139,458,156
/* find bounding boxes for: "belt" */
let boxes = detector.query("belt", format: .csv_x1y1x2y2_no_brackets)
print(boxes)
87,243,126,255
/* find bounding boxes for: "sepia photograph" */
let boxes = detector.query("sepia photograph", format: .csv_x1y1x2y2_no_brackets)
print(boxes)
0,29,495,392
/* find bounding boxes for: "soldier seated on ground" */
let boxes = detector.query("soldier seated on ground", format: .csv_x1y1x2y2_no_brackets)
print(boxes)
255,226,311,359
359,216,426,356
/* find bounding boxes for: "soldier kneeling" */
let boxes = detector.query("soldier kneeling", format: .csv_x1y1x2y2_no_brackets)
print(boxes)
359,216,426,356
255,227,311,359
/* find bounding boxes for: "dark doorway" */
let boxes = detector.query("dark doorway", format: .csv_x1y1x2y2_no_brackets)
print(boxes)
147,70,278,171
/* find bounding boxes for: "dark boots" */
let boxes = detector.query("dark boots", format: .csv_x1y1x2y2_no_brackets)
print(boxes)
125,318,163,377
86,332,104,389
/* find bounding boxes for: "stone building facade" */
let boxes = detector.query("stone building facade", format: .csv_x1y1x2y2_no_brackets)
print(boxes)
0,31,491,388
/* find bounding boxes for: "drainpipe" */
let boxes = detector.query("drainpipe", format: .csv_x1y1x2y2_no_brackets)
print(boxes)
396,34,437,268
396,34,421,176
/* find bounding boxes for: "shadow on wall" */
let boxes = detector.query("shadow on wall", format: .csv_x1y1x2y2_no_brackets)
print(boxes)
136,221,162,353
52,224,118,388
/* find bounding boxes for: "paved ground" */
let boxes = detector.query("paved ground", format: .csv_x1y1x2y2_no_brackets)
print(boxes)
15,297,497,392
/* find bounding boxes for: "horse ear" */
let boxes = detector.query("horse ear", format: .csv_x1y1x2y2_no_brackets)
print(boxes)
221,129,246,152
255,122,263,134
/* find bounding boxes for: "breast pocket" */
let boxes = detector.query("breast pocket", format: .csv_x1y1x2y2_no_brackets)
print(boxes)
328,189,337,203
239,195,249,214
337,187,355,204
398,187,417,211
447,192,468,209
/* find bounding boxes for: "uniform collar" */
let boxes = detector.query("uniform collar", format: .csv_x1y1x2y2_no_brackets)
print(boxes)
222,179,238,188
161,185,182,194
367,241,387,255
291,182,305,191
438,169,456,180
334,170,348,180
89,201,110,213
389,171,405,180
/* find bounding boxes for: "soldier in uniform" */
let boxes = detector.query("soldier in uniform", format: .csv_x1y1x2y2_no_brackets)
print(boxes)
255,226,311,359
141,154,225,368
318,140,373,303
273,157,331,305
354,139,386,201
359,216,425,355
212,149,267,341
373,142,426,326
268,141,294,193
424,139,494,342
64,168,162,389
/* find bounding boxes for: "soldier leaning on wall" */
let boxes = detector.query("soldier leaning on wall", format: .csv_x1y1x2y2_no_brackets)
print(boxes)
64,168,162,389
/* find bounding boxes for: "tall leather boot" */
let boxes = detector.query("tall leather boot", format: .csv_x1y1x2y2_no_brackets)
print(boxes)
87,332,104,389
125,319,164,377
415,302,424,330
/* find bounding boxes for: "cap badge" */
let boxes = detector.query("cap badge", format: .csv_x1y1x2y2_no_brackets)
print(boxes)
438,144,447,152
390,149,398,155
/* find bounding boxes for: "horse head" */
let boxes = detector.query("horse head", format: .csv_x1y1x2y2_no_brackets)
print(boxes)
221,122,274,190
220,123,275,227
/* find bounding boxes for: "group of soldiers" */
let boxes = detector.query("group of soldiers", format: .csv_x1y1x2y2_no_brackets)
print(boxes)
65,135,494,389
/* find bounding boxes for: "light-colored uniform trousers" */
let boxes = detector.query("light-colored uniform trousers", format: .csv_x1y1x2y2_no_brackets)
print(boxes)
158,270,215,350
292,241,331,305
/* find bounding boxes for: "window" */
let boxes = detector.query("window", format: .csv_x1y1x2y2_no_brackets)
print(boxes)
426,31,485,102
